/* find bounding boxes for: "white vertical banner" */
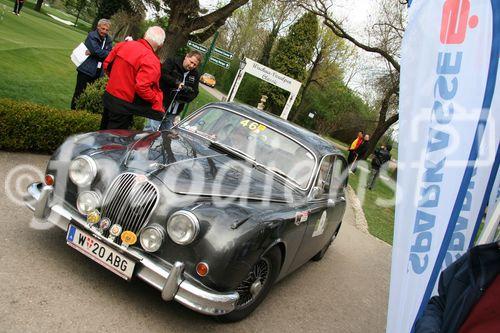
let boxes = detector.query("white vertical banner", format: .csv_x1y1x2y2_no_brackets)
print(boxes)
387,1,499,333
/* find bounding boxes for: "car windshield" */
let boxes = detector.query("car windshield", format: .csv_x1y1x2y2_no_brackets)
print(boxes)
204,74,214,79
180,107,316,189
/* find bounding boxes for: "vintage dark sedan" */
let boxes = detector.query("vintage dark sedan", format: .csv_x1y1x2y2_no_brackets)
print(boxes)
24,102,348,321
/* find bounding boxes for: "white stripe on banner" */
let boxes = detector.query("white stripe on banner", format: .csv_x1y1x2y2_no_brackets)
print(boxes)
387,1,499,332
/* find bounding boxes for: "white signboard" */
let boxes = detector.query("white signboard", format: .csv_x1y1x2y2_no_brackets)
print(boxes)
227,58,302,119
387,0,499,332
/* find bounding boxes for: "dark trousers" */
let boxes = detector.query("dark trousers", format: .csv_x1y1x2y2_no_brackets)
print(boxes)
13,1,23,14
71,72,97,110
347,150,357,165
368,168,380,189
100,108,133,130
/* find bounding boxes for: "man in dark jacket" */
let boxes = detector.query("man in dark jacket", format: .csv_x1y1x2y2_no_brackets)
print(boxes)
101,26,165,130
415,241,500,333
71,19,113,110
144,51,202,131
368,144,391,190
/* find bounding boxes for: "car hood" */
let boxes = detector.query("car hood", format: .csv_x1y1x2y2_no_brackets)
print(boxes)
124,130,303,202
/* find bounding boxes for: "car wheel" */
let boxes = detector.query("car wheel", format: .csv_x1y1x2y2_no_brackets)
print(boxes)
311,227,339,262
217,246,281,322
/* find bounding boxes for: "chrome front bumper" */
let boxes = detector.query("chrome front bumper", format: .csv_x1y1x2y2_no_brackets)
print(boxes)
24,183,239,316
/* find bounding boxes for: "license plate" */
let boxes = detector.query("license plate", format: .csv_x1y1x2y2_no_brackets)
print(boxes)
66,225,135,280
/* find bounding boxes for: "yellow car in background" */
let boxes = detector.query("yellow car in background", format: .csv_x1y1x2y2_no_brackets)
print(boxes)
200,73,216,87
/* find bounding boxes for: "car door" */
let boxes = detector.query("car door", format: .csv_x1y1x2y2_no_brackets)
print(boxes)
289,154,347,269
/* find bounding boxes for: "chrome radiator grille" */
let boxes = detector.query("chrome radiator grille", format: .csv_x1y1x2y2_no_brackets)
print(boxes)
101,173,158,238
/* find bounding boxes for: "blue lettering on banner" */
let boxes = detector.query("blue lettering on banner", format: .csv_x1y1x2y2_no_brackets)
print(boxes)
443,168,477,267
408,51,462,275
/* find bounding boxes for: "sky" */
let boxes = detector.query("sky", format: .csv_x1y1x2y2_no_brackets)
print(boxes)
199,0,373,31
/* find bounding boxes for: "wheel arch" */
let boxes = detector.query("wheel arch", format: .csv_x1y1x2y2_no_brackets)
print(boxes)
262,239,287,270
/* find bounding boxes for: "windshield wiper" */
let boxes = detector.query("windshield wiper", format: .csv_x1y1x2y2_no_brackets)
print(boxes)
210,141,302,189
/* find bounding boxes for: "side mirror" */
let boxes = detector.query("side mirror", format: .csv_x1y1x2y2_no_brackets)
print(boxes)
327,198,335,208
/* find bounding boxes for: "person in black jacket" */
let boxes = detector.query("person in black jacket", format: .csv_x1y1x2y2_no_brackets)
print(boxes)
71,19,113,110
414,241,500,333
368,144,391,190
144,51,202,131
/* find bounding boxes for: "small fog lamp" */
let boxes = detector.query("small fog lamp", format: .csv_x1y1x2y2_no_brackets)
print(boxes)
139,225,165,253
76,191,101,215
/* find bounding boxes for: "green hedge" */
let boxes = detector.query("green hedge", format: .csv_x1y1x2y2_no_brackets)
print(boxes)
0,98,100,153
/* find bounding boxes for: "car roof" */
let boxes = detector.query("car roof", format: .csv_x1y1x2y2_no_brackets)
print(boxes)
203,102,340,158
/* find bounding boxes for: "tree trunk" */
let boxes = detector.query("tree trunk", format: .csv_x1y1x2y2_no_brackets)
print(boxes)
367,113,398,157
160,28,190,61
291,46,324,122
157,0,249,62
366,86,399,156
34,0,44,12
259,27,278,66
75,4,84,26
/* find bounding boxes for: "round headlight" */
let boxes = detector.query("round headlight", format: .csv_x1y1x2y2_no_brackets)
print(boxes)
76,191,101,215
140,224,166,252
69,156,97,186
167,211,200,245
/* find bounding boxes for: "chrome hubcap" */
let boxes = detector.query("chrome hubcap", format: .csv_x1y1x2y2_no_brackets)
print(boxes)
250,280,263,297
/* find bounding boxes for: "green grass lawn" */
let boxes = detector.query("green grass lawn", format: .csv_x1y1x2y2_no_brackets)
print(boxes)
0,0,86,109
348,165,396,244
184,88,219,116
0,3,218,112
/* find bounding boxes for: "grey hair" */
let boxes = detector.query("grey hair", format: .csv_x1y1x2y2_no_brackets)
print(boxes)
144,26,166,47
97,18,111,27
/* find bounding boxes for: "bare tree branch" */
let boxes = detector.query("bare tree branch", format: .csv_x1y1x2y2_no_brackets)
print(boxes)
189,0,250,31
299,0,401,72
190,18,227,43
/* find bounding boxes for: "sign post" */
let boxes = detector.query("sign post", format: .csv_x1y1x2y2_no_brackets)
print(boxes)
226,58,301,120
182,32,234,118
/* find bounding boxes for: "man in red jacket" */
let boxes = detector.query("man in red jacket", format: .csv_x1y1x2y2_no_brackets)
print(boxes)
101,26,166,130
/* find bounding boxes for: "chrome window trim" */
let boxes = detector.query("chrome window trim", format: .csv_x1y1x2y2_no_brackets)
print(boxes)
177,105,319,191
